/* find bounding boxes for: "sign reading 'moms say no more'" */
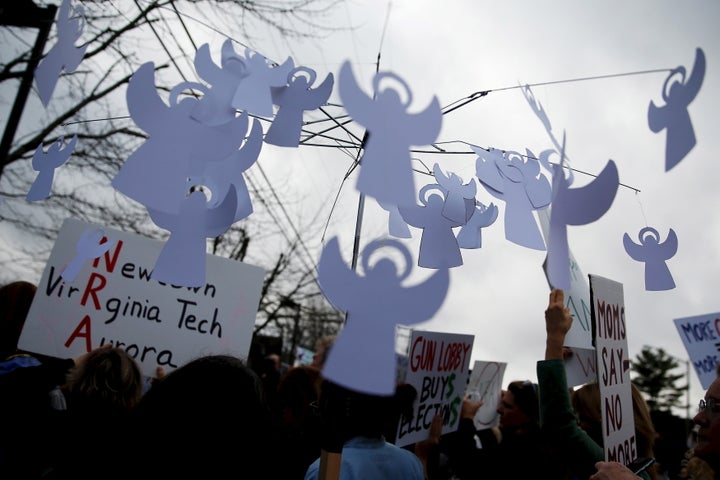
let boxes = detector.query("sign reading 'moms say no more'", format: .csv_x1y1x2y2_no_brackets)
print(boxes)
19,218,265,377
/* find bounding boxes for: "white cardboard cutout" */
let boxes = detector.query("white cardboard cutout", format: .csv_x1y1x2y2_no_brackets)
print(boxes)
338,60,442,207
26,135,77,201
623,227,678,291
317,236,449,395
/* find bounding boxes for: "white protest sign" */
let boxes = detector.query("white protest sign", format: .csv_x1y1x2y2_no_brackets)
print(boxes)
465,360,507,430
674,312,720,389
590,274,637,464
565,346,598,387
19,217,265,377
539,208,593,349
395,329,473,448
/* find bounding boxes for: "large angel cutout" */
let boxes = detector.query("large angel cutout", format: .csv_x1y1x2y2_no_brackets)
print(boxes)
149,186,238,287
62,228,115,282
26,134,77,201
623,227,678,291
433,163,477,224
398,184,469,269
649,48,705,172
231,48,294,118
34,0,87,107
112,62,253,216
546,154,619,290
265,66,334,147
317,236,449,395
338,60,442,207
473,147,551,250
457,201,499,249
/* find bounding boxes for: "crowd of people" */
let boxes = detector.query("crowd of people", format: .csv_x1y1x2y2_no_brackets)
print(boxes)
1,280,719,479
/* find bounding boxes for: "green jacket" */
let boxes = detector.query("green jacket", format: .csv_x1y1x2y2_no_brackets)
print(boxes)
537,358,651,480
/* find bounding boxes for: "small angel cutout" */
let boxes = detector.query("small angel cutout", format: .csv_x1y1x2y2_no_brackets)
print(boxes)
474,147,551,250
112,62,253,216
623,227,678,291
317,236,449,395
190,40,249,126
149,186,238,288
649,48,705,171
398,184,469,269
26,134,77,201
265,66,334,147
457,201,499,249
62,228,115,282
34,0,87,107
433,163,477,224
338,60,442,207
231,48,295,118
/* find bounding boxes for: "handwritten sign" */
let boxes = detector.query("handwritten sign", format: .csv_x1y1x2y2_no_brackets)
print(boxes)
19,217,265,377
395,329,473,447
674,312,720,389
465,360,507,430
539,209,593,349
590,274,637,465
565,346,598,387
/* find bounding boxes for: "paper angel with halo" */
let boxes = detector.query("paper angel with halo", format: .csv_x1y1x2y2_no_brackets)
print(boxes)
338,60,442,207
648,48,705,171
317,236,449,395
623,227,678,291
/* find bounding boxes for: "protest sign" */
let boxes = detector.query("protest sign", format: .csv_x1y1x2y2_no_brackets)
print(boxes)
539,209,594,350
19,217,265,377
674,312,720,389
590,274,637,464
465,360,507,430
395,329,473,447
564,346,598,387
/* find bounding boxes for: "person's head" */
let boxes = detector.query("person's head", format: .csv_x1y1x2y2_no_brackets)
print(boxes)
276,365,322,426
310,335,335,369
316,379,416,448
64,346,143,414
693,376,720,470
497,380,539,431
129,354,271,476
572,381,657,460
0,280,37,360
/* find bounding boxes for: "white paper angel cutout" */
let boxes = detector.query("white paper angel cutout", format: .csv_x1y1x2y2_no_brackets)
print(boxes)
230,48,294,118
649,48,705,172
149,185,238,288
546,154,619,290
265,66,334,147
457,201,499,249
317,236,449,395
26,134,77,201
34,0,87,108
61,228,115,282
338,60,442,207
190,40,251,126
473,147,551,250
112,62,253,216
398,184,469,269
377,199,412,239
433,163,478,224
623,227,678,291
186,118,263,223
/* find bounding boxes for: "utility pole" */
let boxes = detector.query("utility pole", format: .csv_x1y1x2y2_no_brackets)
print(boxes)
0,0,57,177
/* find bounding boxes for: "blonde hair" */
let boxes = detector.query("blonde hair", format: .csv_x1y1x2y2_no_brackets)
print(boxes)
572,381,658,480
65,347,143,412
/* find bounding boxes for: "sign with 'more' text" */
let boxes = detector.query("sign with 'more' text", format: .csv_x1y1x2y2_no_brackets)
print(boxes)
590,274,637,465
19,218,265,377
395,329,473,448
674,312,720,389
